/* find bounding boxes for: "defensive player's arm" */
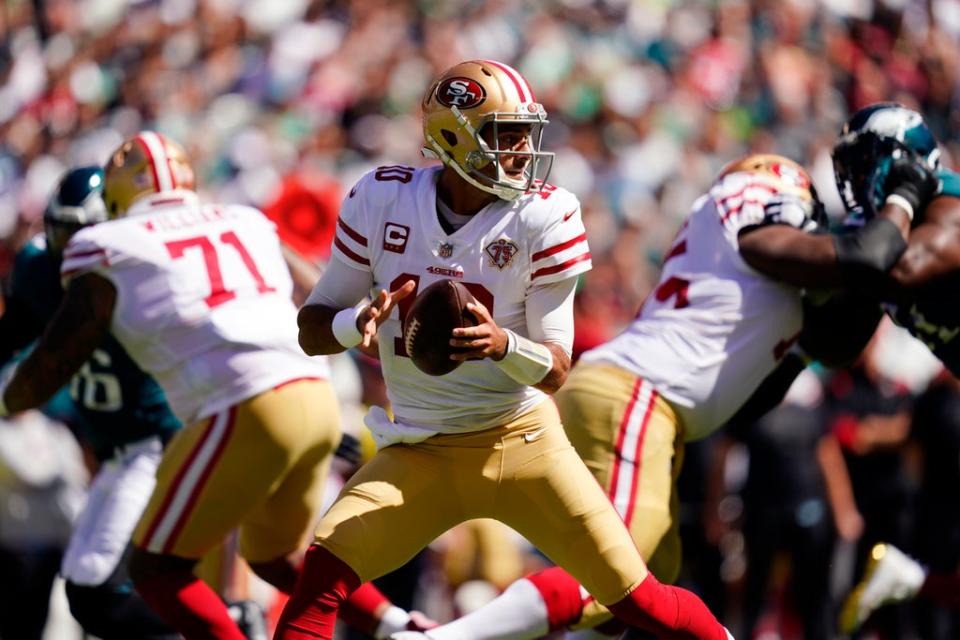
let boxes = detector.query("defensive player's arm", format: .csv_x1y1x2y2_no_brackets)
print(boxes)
298,256,414,356
884,196,960,295
1,274,116,414
0,295,43,364
451,278,577,394
723,351,807,429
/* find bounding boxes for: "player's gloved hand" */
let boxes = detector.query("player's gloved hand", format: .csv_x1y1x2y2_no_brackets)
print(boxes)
884,156,941,221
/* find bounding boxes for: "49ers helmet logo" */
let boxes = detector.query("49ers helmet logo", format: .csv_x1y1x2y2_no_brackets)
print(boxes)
436,77,486,109
771,162,811,190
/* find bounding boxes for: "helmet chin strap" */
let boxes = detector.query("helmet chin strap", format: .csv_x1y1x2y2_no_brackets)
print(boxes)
423,135,524,201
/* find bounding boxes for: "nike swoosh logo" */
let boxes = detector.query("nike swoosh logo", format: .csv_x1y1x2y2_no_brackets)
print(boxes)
562,208,578,222
522,427,548,443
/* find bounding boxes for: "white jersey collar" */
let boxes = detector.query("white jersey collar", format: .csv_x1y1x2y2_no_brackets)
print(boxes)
126,190,200,217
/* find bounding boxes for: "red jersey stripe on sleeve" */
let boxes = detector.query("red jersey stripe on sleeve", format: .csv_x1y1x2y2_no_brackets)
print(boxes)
531,232,587,262
337,217,368,247
531,251,591,280
334,237,370,266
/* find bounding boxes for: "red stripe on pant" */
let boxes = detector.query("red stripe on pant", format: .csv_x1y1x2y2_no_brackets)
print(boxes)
140,413,221,550
622,387,657,526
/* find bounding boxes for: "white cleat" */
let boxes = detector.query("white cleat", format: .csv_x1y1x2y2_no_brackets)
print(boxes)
391,633,431,640
839,543,926,634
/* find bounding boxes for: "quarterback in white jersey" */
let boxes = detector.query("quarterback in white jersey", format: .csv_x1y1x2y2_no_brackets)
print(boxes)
323,162,589,435
0,132,422,640
278,59,730,640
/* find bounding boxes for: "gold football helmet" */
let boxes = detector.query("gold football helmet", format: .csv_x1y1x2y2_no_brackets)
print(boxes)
102,131,196,218
720,153,826,227
422,59,553,200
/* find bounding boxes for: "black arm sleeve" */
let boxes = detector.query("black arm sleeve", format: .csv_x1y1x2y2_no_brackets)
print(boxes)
0,295,43,364
725,352,807,438
799,293,884,368
832,218,908,295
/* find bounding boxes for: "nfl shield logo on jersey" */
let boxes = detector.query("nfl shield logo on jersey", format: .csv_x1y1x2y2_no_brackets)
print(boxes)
438,242,454,258
485,238,518,269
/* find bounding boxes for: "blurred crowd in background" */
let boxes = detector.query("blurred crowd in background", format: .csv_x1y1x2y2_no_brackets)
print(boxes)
2,0,960,638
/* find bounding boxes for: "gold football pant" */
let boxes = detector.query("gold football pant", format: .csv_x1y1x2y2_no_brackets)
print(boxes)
313,400,649,606
557,363,685,630
134,378,340,563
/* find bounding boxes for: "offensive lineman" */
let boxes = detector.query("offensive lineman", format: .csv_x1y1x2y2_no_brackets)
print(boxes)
0,133,429,640
278,59,732,640
393,147,939,640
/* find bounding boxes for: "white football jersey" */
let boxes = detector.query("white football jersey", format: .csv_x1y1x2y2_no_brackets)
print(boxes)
582,170,821,441
61,192,328,423
334,165,591,432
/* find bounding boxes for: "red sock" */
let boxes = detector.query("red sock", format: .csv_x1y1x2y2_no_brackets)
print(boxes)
274,545,361,640
340,582,390,635
135,570,245,640
526,567,586,630
607,573,727,640
919,572,960,608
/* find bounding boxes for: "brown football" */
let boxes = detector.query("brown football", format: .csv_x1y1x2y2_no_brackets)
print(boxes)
403,279,477,376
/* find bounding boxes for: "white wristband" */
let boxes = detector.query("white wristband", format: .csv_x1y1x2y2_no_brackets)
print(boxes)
373,605,411,639
885,194,914,222
331,305,364,348
494,329,554,386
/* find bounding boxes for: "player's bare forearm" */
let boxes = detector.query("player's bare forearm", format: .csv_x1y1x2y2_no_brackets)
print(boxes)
738,225,842,288
886,198,960,295
5,274,115,412
297,304,348,356
534,343,571,394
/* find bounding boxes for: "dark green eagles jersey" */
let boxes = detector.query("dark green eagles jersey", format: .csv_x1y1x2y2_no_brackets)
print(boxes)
883,168,960,376
4,235,180,459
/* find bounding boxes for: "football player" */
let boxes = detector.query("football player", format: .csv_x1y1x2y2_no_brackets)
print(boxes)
389,148,937,640
0,134,426,640
279,59,732,640
0,166,182,639
825,103,960,633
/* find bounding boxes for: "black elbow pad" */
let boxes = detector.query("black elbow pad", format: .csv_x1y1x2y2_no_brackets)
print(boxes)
832,218,907,291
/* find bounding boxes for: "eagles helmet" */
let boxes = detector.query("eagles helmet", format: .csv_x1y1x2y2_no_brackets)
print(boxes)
421,59,554,201
832,103,940,222
102,131,195,218
720,153,827,230
44,166,108,255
